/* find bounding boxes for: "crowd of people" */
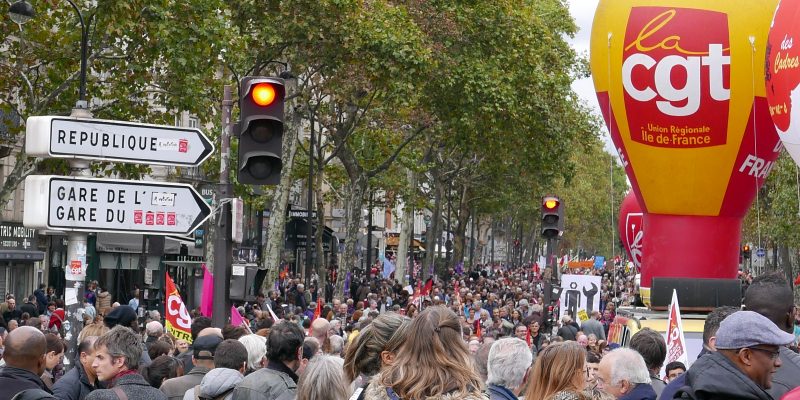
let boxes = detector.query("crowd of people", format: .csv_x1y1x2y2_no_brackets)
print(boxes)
0,262,799,400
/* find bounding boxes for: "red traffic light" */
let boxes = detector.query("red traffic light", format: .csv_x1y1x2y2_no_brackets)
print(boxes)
743,244,750,252
543,196,560,210
251,83,277,106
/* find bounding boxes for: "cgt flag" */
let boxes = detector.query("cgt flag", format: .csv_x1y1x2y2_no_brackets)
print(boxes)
666,289,689,367
165,272,193,344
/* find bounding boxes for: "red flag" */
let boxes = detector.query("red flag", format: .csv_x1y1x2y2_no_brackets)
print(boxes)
421,278,433,296
794,274,800,286
475,320,482,339
200,264,213,317
165,273,193,344
526,327,531,346
313,300,322,321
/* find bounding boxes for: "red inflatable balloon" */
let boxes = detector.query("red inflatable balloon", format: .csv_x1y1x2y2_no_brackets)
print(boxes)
618,192,644,272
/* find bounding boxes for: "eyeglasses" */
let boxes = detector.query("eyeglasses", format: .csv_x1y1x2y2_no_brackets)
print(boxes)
745,347,781,360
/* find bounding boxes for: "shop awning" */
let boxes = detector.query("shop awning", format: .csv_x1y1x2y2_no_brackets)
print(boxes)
0,250,45,261
385,235,426,251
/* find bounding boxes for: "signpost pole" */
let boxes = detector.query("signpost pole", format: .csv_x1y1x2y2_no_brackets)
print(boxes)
212,86,233,328
63,105,92,369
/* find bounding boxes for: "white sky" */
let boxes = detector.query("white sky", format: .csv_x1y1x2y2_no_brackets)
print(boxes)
567,0,615,153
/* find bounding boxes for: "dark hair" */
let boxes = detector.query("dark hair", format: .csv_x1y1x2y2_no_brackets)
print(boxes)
302,319,311,329
148,340,173,360
215,339,248,370
256,318,274,331
191,316,213,341
78,337,96,355
222,325,248,341
629,328,666,371
585,351,601,364
703,306,739,345
44,333,65,354
664,361,686,375
140,355,182,388
303,338,319,360
267,321,304,363
744,272,793,329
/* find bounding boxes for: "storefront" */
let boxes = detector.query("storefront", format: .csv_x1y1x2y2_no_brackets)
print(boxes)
0,222,44,299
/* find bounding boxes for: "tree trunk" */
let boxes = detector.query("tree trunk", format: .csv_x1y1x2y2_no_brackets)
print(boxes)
335,176,367,297
315,139,327,292
261,88,301,291
425,173,443,281
452,185,470,269
395,168,415,286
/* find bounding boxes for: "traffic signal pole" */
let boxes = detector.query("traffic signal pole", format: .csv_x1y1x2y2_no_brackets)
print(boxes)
212,85,233,328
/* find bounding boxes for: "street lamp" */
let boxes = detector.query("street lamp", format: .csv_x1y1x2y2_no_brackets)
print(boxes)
8,0,34,25
9,0,90,108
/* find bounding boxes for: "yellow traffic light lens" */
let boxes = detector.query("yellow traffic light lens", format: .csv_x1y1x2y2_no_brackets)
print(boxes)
251,83,276,106
544,199,558,209
743,245,750,251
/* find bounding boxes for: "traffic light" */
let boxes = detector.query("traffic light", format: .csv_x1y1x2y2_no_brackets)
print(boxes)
742,244,751,259
237,76,285,185
541,195,563,239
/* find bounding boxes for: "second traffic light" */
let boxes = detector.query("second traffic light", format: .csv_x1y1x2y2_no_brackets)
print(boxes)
742,244,751,259
237,76,285,185
541,195,563,239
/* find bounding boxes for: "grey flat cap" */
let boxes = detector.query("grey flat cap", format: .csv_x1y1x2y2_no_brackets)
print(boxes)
714,311,795,350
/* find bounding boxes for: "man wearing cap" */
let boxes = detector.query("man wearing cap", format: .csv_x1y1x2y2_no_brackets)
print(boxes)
160,334,222,400
743,272,800,398
674,311,795,400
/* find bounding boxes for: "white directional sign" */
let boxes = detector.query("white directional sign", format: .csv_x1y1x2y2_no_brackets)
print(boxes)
25,116,214,166
23,176,212,236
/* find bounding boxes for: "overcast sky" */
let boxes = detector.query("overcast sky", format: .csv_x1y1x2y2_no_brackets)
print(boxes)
567,0,614,153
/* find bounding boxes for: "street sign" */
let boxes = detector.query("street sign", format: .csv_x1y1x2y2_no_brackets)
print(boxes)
756,248,766,258
289,209,317,219
23,176,212,236
25,116,214,167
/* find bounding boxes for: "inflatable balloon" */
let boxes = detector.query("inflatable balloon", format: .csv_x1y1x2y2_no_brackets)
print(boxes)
592,1,782,304
766,1,800,165
618,192,644,272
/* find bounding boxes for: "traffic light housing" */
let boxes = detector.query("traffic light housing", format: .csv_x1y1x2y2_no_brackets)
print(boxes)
742,244,751,259
237,76,285,185
541,195,563,239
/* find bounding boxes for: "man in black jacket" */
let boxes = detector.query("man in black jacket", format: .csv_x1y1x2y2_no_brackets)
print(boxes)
0,326,51,400
674,311,795,400
52,336,102,400
743,272,800,399
20,296,38,319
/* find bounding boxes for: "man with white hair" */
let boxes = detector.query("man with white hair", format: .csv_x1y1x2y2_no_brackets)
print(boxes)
145,320,164,351
597,348,656,400
486,338,533,400
310,318,330,354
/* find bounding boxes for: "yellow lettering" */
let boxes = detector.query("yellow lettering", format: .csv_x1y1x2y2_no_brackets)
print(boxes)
624,9,729,56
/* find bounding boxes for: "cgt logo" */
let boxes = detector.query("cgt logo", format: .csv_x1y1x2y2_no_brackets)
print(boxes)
622,7,730,148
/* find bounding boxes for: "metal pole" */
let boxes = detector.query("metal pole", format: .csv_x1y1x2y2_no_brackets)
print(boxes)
306,121,314,286
62,105,92,369
469,209,475,268
62,0,88,106
366,191,373,276
491,220,495,265
212,86,233,328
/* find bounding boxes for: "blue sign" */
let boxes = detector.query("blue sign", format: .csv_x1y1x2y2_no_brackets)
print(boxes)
594,256,605,269
756,248,766,258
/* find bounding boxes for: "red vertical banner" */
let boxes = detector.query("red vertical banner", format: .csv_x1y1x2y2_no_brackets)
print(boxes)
165,273,193,344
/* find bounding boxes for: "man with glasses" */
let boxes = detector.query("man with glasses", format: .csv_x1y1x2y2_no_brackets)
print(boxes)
743,272,800,398
674,311,795,400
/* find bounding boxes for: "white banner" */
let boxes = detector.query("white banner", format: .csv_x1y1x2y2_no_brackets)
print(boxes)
559,274,602,324
666,289,689,367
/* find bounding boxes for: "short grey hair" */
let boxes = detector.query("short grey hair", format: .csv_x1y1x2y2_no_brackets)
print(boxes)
487,338,533,389
296,355,348,400
328,334,344,355
606,348,651,386
95,326,141,370
145,321,163,336
238,334,267,371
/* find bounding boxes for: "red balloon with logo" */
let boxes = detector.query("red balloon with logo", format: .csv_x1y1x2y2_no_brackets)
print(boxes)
618,192,644,273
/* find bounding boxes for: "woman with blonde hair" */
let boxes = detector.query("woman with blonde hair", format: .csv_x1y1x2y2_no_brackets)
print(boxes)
366,306,484,400
344,312,410,399
525,341,590,400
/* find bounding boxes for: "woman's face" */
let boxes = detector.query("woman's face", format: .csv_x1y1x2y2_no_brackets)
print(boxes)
512,310,520,320
530,322,540,333
46,350,64,370
175,339,189,353
588,335,597,347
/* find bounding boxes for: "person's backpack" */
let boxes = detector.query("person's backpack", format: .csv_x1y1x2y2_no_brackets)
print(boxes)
10,389,56,400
